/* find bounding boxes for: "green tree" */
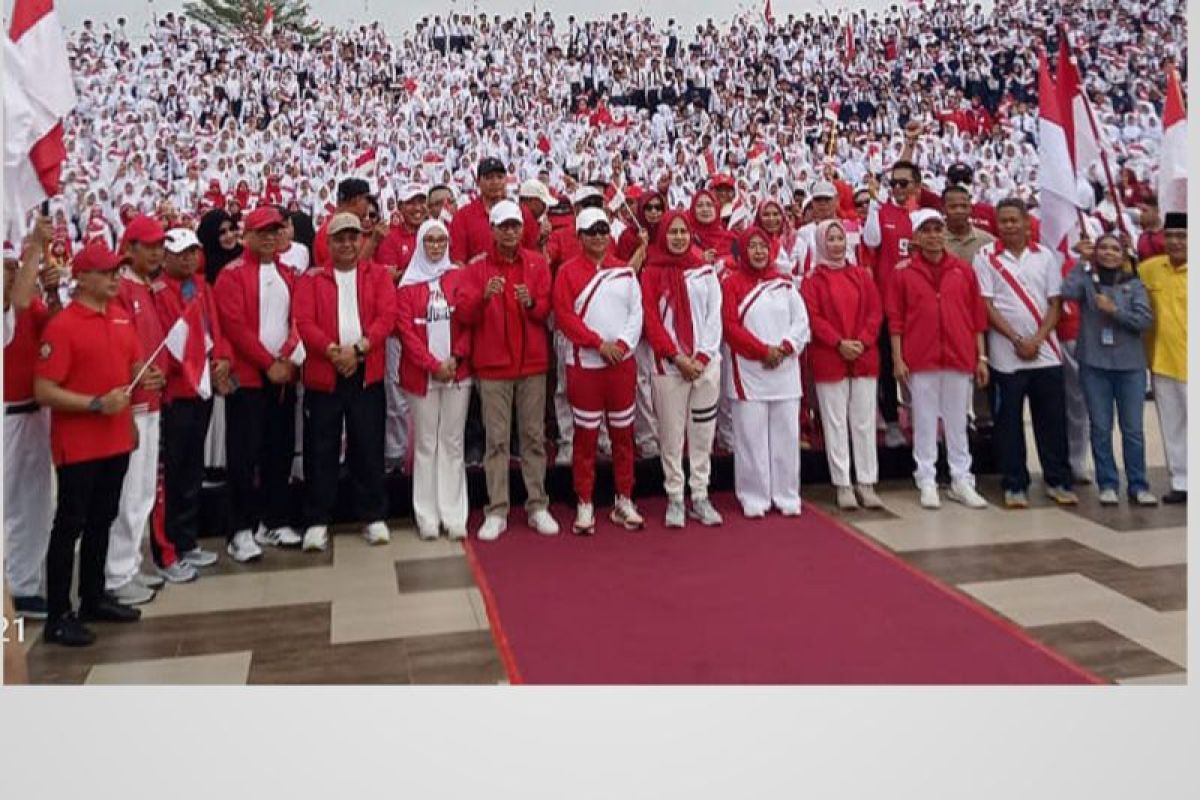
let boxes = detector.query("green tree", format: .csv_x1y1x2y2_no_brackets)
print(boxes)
183,0,321,40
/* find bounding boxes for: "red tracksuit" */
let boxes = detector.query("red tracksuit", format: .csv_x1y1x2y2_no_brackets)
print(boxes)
885,250,988,375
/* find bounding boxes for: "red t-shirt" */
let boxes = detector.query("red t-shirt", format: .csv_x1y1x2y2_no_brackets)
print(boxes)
4,298,51,403
36,301,142,465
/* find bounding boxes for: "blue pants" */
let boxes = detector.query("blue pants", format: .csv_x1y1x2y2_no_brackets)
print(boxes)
1079,366,1149,495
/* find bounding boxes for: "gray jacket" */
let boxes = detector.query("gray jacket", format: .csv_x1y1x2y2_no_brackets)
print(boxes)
1061,263,1152,371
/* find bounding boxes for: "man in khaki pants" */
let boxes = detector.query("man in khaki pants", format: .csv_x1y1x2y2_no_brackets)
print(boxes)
457,201,560,540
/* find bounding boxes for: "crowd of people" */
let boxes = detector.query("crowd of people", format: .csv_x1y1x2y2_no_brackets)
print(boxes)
1,3,1190,650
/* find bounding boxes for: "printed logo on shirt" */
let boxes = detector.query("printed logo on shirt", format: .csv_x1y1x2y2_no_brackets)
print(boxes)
39,342,52,360
898,239,910,256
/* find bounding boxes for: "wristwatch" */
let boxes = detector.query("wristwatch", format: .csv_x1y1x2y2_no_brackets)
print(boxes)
978,355,990,364
88,396,103,414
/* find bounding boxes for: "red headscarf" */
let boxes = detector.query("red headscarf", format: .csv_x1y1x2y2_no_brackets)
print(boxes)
688,190,736,257
614,190,666,261
645,210,705,355
734,226,784,281
753,199,797,254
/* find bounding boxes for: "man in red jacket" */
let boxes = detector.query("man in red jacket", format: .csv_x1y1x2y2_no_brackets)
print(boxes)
214,206,304,562
450,158,509,265
887,209,990,511
293,213,397,552
457,200,559,541
153,228,233,584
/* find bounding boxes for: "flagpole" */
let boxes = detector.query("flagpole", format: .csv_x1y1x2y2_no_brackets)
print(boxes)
127,335,170,394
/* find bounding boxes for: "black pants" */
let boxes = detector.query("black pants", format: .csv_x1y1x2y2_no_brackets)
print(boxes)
993,366,1072,492
303,375,386,527
226,384,296,536
877,320,900,424
46,454,130,622
162,397,213,554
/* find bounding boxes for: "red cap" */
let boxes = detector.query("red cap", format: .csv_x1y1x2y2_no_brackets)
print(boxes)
121,214,166,247
710,174,736,189
72,240,127,275
625,185,644,200
244,206,285,231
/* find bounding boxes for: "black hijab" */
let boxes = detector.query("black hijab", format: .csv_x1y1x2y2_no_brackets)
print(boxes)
197,209,241,284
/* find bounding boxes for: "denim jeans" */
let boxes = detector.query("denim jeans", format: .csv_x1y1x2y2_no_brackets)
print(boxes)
1079,366,1149,495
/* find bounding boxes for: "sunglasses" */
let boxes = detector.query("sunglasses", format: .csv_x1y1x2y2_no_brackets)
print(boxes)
644,204,664,212
889,178,913,188
854,199,870,207
581,226,611,236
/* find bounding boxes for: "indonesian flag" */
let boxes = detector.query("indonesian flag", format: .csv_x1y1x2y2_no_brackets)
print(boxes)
1036,48,1078,255
1056,35,1104,190
605,183,627,213
764,0,774,25
698,149,717,180
263,4,275,38
164,302,213,400
280,321,306,366
3,0,76,236
353,147,376,177
1158,64,1187,216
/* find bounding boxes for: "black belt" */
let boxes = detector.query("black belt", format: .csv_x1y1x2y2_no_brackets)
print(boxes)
4,401,39,415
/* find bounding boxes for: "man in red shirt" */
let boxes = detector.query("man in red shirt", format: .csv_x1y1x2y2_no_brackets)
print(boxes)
35,241,147,646
450,158,509,265
106,216,171,607
314,179,383,268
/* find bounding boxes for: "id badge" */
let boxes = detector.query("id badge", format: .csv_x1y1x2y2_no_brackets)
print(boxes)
1101,326,1115,347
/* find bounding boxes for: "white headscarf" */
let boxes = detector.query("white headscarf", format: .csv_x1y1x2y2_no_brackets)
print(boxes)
399,219,452,287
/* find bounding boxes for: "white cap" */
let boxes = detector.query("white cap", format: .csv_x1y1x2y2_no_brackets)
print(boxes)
398,183,427,202
570,185,603,205
910,208,946,231
489,199,523,226
518,179,554,207
575,208,610,233
810,180,837,199
164,228,201,253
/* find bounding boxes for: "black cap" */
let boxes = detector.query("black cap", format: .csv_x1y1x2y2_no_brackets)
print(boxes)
337,178,371,204
477,157,507,178
946,162,973,185
1163,212,1187,230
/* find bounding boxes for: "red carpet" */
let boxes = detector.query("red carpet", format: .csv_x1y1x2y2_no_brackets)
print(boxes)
465,494,1103,684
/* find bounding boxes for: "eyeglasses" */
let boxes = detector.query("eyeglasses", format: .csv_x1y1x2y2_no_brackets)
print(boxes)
644,204,664,212
581,226,611,236
854,200,870,208
889,178,913,189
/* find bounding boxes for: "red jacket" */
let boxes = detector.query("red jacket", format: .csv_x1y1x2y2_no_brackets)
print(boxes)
457,246,553,380
800,265,883,382
115,271,168,412
521,203,543,252
448,197,495,265
546,223,582,272
213,252,298,389
292,261,397,392
868,201,913,293
885,250,987,375
152,274,232,402
394,270,473,396
376,223,420,271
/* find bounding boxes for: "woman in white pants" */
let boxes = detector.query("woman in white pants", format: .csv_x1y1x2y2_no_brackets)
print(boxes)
395,221,472,540
722,227,811,517
641,211,725,529
801,221,885,510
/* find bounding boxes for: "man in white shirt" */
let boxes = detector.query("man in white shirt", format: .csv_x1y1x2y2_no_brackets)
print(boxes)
973,198,1077,508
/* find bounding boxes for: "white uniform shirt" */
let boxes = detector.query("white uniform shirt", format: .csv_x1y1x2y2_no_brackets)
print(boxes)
334,267,363,346
258,261,291,356
725,277,810,402
569,266,643,369
652,265,723,376
426,278,452,362
973,241,1063,373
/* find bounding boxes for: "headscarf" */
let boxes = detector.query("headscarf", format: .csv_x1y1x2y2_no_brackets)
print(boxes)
734,226,783,281
812,220,849,269
614,190,666,261
399,220,453,287
197,208,241,284
644,210,705,356
688,190,736,256
1089,231,1134,284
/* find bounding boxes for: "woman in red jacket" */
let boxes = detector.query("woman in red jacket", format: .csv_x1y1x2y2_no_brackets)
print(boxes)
801,221,885,511
395,220,473,541
292,213,397,552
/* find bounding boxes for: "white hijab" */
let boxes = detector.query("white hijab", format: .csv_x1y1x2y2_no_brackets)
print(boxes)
398,219,452,287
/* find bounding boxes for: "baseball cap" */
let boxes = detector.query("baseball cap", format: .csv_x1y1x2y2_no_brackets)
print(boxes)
477,157,507,178
519,179,554,207
328,212,364,236
570,185,603,206
910,209,946,231
164,228,201,253
810,180,837,199
1164,212,1187,230
122,214,166,246
946,162,974,185
575,208,610,233
398,183,427,202
244,206,285,231
489,200,523,226
72,240,127,274
337,178,372,203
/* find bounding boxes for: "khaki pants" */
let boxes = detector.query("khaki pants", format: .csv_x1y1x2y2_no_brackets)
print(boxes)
651,358,721,502
480,374,549,517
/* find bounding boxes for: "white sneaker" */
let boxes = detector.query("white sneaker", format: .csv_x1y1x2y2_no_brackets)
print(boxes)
947,481,988,509
528,508,560,536
884,422,907,448
255,525,302,548
477,515,508,541
157,561,199,584
226,529,264,562
302,525,329,552
573,502,595,536
417,525,440,541
1097,488,1120,506
836,486,859,510
919,484,942,510
856,484,885,509
446,526,467,541
554,444,573,466
364,521,391,545
610,495,645,530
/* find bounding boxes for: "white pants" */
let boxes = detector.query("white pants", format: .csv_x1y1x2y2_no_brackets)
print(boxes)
652,358,721,501
815,377,879,487
106,409,160,590
1152,373,1188,492
406,381,471,533
733,398,801,515
1062,340,1092,477
3,408,53,597
633,341,659,455
910,371,974,489
205,395,227,471
385,336,410,463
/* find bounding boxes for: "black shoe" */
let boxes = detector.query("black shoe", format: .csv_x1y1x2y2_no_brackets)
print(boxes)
43,614,96,647
1162,490,1188,505
12,595,48,620
79,596,141,623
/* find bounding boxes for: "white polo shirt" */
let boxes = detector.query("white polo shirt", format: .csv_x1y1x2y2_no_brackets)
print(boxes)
972,241,1063,374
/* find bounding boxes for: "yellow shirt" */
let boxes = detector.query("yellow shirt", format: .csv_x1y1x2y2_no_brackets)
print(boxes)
1138,255,1188,381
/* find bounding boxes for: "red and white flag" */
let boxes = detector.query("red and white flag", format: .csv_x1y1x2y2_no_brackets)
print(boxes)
1158,64,1187,216
1036,47,1078,254
262,4,275,38
353,147,376,178
3,0,76,236
844,23,856,64
764,0,774,25
1056,36,1103,189
164,302,213,400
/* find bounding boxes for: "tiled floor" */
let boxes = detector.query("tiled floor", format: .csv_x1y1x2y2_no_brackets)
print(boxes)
16,404,1187,685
